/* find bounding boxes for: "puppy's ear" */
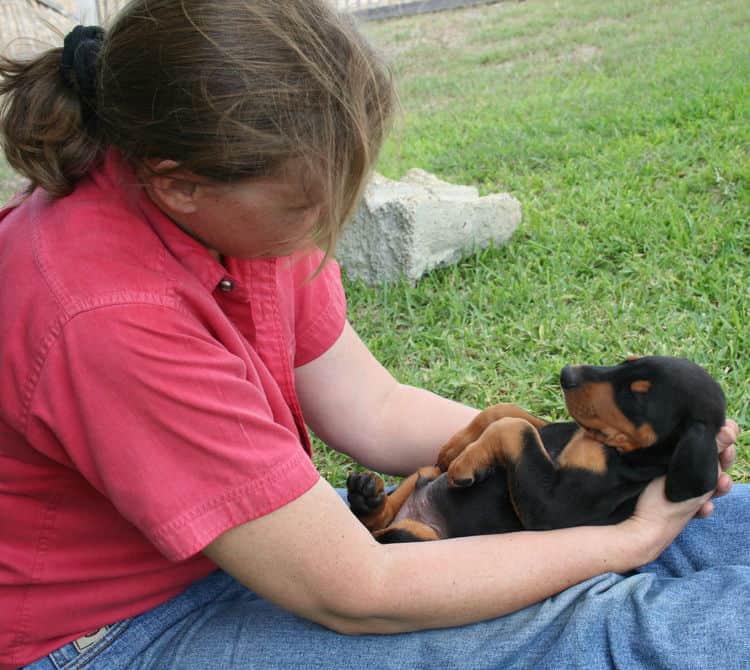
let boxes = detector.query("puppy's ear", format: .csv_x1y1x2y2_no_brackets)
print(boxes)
665,422,719,501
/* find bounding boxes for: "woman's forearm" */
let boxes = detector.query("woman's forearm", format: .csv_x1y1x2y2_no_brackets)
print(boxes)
335,521,640,634
295,323,481,475
338,478,709,635
207,479,700,637
359,382,480,475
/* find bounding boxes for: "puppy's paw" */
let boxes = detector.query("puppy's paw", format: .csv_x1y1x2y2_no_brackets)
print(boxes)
447,459,495,488
415,465,443,489
437,431,473,472
346,471,386,517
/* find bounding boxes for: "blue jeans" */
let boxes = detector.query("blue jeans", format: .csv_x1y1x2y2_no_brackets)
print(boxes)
26,485,750,670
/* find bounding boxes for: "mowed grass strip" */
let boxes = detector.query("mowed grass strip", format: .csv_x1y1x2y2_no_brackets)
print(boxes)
333,0,749,485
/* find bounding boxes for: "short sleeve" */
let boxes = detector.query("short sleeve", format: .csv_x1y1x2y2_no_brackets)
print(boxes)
290,251,347,367
27,302,320,561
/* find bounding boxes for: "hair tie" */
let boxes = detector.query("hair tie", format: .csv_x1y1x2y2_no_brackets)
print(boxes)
60,25,105,109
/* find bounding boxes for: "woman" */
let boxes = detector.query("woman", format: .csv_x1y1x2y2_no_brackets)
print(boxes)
0,2,745,668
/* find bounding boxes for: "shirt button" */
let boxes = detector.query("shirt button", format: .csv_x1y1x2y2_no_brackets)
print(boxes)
218,279,234,292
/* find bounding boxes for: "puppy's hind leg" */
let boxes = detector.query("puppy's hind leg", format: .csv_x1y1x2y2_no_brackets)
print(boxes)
347,466,441,533
374,519,441,543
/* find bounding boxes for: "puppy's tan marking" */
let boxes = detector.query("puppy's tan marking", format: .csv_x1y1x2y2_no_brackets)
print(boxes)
373,519,440,542
557,429,608,474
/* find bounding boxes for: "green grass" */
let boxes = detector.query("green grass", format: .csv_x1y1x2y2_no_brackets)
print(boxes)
1,0,748,489
323,0,749,485
0,159,20,203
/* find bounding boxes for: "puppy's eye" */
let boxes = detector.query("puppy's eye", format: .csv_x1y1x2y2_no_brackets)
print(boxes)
630,380,651,393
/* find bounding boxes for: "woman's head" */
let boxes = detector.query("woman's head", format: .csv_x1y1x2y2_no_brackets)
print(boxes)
0,0,394,256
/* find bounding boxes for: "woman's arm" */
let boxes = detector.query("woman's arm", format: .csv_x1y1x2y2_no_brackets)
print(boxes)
295,321,480,475
204,474,709,635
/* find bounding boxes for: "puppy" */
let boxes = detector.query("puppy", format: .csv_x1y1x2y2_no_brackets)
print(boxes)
348,356,725,542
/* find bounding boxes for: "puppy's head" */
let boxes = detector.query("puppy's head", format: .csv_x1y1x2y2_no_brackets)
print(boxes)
559,356,725,501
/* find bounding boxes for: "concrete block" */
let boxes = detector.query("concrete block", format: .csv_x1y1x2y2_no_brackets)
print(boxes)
336,169,521,285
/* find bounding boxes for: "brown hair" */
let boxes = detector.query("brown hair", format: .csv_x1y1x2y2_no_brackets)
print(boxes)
0,0,394,255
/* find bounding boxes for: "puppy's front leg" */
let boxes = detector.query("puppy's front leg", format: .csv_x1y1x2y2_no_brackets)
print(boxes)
437,403,547,471
445,417,542,487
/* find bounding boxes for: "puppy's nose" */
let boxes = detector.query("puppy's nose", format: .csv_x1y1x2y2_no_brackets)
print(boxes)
560,366,581,390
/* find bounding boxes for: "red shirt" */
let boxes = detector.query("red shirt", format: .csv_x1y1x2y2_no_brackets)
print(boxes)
0,151,346,669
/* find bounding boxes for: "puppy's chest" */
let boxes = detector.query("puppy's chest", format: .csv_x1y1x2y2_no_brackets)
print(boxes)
544,424,672,496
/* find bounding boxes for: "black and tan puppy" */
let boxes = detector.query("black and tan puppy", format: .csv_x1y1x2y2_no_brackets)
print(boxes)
347,356,725,543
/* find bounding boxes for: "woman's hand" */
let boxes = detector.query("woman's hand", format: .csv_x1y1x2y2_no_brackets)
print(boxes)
696,419,740,517
622,418,740,563
621,476,713,564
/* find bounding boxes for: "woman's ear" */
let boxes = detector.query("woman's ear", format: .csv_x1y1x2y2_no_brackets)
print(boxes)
144,159,200,215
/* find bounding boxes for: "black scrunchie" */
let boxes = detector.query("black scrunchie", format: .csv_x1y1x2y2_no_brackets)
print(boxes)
60,25,105,107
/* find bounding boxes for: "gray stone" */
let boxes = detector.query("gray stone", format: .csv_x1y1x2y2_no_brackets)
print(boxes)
336,169,521,285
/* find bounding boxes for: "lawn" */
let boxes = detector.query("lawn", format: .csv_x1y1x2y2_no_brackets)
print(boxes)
0,157,22,203
326,0,750,484
1,0,747,487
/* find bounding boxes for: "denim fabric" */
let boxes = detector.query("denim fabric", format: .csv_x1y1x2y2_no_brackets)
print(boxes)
25,484,750,670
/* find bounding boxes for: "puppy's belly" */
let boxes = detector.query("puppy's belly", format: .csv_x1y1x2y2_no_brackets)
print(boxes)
392,474,450,537
394,469,522,537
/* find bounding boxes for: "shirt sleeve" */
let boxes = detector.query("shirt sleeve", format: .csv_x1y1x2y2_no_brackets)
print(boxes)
291,250,347,368
27,302,320,561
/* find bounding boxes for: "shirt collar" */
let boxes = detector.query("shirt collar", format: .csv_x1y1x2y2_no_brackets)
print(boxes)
97,148,230,293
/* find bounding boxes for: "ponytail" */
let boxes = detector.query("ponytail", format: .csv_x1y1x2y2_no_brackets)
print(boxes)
0,30,105,197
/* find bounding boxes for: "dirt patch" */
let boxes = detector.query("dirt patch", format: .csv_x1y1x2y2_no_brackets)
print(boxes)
567,45,603,63
477,42,602,75
370,3,507,59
